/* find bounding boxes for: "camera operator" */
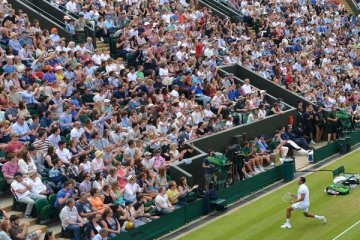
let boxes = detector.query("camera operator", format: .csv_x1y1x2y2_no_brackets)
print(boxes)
202,149,216,191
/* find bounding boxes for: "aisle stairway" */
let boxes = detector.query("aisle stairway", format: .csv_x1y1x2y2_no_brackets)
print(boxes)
96,40,110,52
341,0,355,14
0,193,64,239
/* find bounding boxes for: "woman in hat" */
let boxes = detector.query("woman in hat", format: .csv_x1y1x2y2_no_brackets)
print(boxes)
91,150,107,174
8,32,21,55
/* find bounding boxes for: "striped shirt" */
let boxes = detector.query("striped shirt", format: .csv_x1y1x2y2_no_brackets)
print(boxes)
33,138,53,153
60,206,79,228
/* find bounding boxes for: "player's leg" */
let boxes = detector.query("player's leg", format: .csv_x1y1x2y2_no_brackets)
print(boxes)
303,212,327,223
281,206,293,229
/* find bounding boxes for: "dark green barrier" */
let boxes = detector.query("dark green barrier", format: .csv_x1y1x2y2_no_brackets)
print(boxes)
118,206,186,240
313,141,338,162
218,166,283,204
350,130,360,146
114,166,283,240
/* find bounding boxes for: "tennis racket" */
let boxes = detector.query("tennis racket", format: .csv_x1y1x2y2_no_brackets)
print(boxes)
282,192,293,203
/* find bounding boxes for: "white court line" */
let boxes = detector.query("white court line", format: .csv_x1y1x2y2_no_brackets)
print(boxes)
332,219,360,240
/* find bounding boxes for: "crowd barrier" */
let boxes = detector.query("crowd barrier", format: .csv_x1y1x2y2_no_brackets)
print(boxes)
114,165,283,240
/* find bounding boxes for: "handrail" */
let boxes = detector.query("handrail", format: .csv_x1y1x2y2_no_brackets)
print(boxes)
198,0,228,19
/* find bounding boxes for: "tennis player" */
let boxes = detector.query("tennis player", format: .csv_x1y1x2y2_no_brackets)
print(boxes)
281,177,326,229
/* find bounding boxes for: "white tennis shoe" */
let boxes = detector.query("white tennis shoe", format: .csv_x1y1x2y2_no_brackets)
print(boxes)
281,223,292,229
320,216,327,224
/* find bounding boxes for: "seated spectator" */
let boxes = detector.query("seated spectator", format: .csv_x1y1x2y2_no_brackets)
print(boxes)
59,198,84,240
55,181,75,209
6,133,26,154
88,188,110,214
100,209,121,237
123,175,142,204
166,181,183,208
0,220,11,240
1,153,19,184
18,147,37,176
49,159,68,186
11,116,34,143
11,172,47,217
56,140,72,165
9,215,42,240
84,214,102,240
76,192,98,219
177,177,199,203
79,174,92,193
93,228,108,240
155,187,175,214
26,170,49,195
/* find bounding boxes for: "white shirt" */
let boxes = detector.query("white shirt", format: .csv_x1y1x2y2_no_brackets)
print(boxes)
11,180,31,200
127,72,137,82
298,183,310,206
124,183,141,202
155,194,170,210
170,90,179,98
70,127,85,140
66,2,77,12
55,148,72,164
18,158,37,175
26,177,47,194
242,84,252,95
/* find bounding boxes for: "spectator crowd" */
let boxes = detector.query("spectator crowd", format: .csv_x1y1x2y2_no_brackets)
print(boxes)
0,0,359,239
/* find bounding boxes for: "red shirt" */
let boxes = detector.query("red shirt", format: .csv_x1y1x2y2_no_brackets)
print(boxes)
6,141,23,153
195,43,204,58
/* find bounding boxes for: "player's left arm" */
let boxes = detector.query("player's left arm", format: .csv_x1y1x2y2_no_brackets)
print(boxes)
291,193,305,204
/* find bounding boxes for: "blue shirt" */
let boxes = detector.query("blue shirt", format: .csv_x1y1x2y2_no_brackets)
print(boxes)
2,64,15,74
40,117,53,128
21,90,37,104
12,122,31,141
55,188,74,208
43,72,57,84
59,113,73,131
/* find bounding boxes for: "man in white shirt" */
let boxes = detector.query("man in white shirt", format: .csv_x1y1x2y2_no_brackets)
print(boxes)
242,79,252,95
70,121,84,140
55,140,72,165
66,0,78,13
123,175,142,204
127,67,137,82
170,85,180,98
11,172,47,217
281,177,326,229
155,187,175,214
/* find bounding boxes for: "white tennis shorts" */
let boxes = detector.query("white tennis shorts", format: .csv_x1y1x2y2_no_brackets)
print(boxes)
292,202,309,212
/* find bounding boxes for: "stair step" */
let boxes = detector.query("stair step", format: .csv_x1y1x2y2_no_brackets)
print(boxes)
0,197,13,212
20,217,37,225
7,211,25,219
48,224,63,237
28,224,48,235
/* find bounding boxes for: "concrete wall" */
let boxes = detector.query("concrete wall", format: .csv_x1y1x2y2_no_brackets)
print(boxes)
219,64,314,107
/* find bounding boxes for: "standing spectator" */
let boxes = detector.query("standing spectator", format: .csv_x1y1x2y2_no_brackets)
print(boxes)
202,150,216,191
327,106,338,143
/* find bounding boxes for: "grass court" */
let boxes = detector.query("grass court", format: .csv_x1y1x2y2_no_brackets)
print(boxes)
177,150,360,240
